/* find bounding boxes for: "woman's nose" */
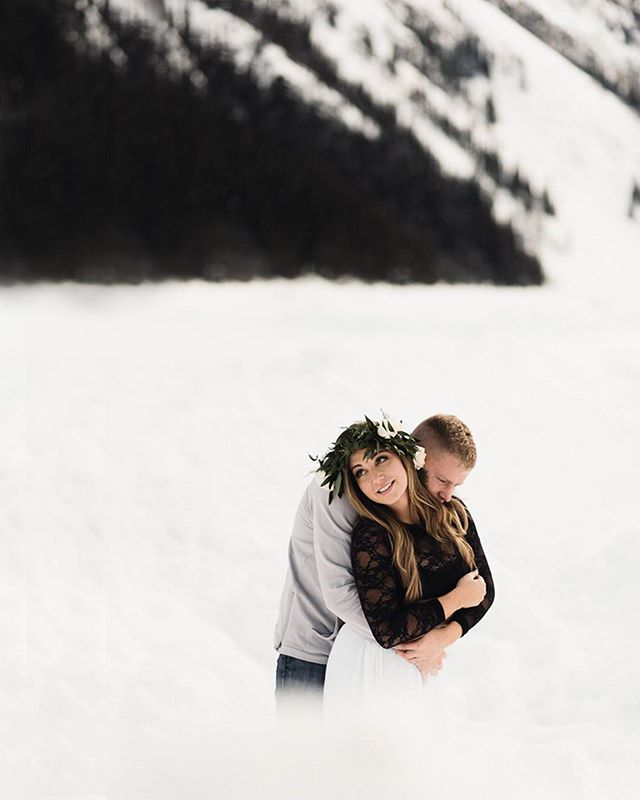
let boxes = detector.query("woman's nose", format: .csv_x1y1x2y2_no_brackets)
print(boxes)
373,468,387,484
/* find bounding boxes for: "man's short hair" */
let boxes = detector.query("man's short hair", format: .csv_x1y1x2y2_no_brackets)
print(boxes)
412,414,477,468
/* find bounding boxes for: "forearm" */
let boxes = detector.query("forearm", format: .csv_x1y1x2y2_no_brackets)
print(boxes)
436,620,463,649
311,481,372,637
323,581,371,636
437,588,463,621
449,586,494,636
363,597,446,648
448,511,495,636
437,580,482,626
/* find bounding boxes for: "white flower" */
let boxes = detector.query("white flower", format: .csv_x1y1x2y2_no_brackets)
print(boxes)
377,416,402,438
413,446,426,470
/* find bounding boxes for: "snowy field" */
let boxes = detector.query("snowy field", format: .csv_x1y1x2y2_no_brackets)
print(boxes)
1,256,639,798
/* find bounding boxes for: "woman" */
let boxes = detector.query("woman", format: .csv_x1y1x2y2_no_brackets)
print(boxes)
315,415,491,709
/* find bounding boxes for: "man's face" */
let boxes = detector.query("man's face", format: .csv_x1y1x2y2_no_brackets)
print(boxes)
423,449,471,503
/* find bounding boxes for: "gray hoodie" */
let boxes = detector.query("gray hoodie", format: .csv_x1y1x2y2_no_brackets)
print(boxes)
273,479,373,664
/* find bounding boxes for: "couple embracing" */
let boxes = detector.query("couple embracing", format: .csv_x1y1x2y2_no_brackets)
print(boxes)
274,413,495,711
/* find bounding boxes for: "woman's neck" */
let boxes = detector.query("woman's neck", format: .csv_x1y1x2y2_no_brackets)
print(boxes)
391,497,413,525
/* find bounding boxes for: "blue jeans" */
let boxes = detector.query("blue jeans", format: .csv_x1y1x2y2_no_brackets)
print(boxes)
275,655,326,710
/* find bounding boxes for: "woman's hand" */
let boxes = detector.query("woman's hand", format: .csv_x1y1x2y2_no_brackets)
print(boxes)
395,626,446,665
438,570,486,618
454,570,486,608
394,621,463,667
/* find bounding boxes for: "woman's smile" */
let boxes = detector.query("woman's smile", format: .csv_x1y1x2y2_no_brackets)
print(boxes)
348,449,409,518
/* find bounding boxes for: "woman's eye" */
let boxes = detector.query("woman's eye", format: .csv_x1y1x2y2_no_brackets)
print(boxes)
354,469,365,479
376,455,388,464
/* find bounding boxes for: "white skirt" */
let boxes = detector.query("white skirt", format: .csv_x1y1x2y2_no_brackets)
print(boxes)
323,624,438,717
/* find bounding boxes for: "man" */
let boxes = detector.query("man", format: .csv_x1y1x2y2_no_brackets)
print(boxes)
273,413,494,702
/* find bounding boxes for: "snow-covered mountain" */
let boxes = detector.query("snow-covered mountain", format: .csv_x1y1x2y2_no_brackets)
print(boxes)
4,0,640,285
487,0,640,110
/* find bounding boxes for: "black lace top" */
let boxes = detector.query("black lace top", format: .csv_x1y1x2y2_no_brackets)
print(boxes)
351,510,495,649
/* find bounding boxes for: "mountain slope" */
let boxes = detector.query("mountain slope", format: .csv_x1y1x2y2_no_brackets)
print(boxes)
487,0,640,111
3,0,640,285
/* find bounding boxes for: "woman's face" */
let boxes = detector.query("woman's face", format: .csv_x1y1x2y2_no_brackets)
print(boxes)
348,449,409,515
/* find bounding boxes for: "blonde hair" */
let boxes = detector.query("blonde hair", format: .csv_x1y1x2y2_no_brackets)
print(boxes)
411,414,477,469
344,452,476,603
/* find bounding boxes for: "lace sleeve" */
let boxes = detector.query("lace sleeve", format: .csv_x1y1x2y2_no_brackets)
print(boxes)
350,519,445,649
449,511,495,636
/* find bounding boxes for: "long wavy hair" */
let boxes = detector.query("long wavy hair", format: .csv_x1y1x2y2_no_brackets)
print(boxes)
344,452,476,603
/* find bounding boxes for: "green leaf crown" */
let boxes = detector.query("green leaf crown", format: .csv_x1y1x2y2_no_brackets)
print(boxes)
311,415,425,503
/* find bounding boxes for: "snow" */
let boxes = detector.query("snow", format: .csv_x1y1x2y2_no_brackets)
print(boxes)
105,0,206,85
443,0,640,289
307,1,479,177
107,0,381,137
82,2,119,52
496,0,640,82
1,269,639,797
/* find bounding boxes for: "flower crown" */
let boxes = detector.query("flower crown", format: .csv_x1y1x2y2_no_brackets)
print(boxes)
311,414,426,503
